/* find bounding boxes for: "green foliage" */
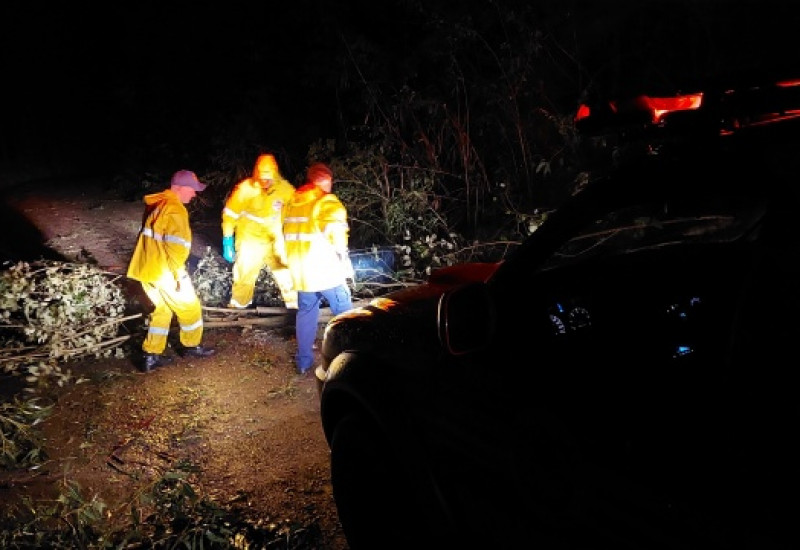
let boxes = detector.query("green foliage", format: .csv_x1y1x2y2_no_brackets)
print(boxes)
323,1,584,242
123,463,239,548
292,3,593,280
307,139,468,281
191,247,285,308
191,248,234,307
0,481,108,548
307,134,526,281
0,397,51,470
0,463,324,549
0,261,132,387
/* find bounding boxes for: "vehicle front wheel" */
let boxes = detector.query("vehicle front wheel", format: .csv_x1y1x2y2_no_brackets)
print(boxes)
329,411,453,550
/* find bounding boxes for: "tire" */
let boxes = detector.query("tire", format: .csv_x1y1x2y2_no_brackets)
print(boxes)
329,411,453,550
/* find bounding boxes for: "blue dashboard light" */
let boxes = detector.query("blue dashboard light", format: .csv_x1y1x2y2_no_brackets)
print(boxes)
556,302,564,313
674,345,693,358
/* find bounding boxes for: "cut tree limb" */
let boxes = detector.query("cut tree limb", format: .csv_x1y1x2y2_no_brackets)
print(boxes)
202,300,370,329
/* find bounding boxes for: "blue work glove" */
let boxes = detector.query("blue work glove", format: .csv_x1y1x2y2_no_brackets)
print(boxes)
222,235,235,263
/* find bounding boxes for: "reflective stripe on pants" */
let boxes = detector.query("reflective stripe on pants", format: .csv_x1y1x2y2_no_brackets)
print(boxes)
141,274,203,354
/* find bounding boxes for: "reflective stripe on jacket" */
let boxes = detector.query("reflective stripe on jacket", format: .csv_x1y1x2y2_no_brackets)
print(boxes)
127,189,192,284
221,178,296,242
283,184,350,292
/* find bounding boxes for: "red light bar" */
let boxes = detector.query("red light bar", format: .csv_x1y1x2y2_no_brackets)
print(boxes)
575,103,591,122
575,93,704,125
646,93,703,122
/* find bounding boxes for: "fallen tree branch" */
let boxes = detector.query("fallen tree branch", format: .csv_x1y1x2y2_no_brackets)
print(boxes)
0,314,141,364
204,317,293,329
203,305,288,316
0,335,133,365
202,300,371,328
203,300,371,317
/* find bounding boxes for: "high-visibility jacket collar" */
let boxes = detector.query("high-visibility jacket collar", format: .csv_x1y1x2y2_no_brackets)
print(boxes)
292,184,326,206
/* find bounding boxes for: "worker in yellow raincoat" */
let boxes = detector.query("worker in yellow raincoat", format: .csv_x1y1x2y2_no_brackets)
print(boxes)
221,154,297,308
127,170,216,372
283,162,354,374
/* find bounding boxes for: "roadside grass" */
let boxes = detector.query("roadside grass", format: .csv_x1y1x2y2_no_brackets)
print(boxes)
1,397,324,549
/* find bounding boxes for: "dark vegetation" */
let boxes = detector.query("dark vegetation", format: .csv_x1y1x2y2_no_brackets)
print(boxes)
3,1,799,546
8,1,794,265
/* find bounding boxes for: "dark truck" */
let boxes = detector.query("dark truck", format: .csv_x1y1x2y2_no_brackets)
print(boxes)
316,77,800,549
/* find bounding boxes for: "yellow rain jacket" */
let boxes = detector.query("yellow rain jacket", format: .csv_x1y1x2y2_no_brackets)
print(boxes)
221,157,296,307
128,189,192,284
283,183,351,292
221,176,296,245
127,189,204,354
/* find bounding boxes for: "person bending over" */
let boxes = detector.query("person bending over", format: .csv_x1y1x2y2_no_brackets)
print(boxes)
221,153,297,309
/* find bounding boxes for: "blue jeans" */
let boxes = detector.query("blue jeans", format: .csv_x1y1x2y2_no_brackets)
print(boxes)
295,284,353,372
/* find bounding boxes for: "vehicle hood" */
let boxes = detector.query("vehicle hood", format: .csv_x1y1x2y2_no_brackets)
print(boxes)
425,261,499,285
321,262,499,360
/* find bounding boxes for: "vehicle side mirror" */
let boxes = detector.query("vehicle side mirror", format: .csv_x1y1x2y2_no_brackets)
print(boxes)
437,282,496,356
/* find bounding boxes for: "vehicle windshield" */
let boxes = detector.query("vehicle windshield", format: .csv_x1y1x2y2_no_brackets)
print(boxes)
542,193,766,270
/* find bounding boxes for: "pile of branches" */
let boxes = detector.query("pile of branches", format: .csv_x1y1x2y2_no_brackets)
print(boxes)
0,249,413,388
192,246,410,307
192,247,285,307
0,260,136,387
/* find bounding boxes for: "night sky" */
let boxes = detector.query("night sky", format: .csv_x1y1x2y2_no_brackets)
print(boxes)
2,1,350,173
3,1,800,178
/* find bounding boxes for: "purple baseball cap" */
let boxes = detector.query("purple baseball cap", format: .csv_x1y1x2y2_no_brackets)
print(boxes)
171,170,207,192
